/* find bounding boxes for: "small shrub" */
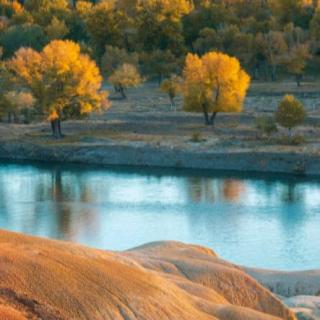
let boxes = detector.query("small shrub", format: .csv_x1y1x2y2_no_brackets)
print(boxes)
275,135,306,145
276,95,306,133
290,135,306,145
255,116,278,138
190,132,203,143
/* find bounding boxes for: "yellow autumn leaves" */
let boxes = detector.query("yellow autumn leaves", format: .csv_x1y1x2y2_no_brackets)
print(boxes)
1,37,251,133
6,40,110,124
183,52,251,124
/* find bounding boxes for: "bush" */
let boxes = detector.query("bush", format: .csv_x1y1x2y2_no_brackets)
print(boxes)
275,135,306,145
255,116,278,138
190,132,203,143
276,95,306,132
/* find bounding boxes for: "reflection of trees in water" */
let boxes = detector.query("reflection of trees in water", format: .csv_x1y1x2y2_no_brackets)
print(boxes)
186,177,215,203
0,182,8,219
185,177,246,204
221,179,245,202
281,182,302,203
35,168,98,240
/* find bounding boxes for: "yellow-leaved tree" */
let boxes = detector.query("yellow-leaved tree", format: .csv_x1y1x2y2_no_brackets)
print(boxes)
160,74,182,110
183,52,250,125
7,40,110,138
109,63,143,99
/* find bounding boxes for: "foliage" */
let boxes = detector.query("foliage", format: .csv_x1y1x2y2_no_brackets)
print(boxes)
109,63,143,99
0,0,22,18
101,46,139,77
140,50,181,83
255,116,278,138
160,74,182,109
45,16,69,40
3,90,35,122
7,39,110,137
182,51,250,125
282,44,311,86
276,95,306,131
0,23,47,58
0,0,318,82
82,1,128,58
190,131,204,143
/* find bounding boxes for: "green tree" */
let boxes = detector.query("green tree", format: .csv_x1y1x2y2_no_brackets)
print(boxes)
140,50,181,84
283,44,310,86
0,23,48,58
101,45,139,77
261,31,288,81
45,16,69,40
82,1,128,58
276,95,306,133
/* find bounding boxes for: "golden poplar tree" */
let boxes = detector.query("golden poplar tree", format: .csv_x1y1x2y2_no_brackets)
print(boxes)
183,51,250,125
7,40,109,138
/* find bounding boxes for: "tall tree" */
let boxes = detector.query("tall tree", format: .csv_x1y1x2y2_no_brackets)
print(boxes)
7,40,109,138
183,52,250,125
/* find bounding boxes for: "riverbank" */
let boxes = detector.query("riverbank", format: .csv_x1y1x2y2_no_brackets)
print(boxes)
1,81,320,176
0,131,320,176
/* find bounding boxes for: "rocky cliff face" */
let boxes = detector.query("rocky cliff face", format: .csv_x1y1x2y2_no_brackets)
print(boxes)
0,230,295,320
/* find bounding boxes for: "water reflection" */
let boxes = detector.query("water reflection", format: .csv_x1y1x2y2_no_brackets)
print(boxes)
0,162,319,270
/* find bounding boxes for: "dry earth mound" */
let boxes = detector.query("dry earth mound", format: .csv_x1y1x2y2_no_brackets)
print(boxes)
0,230,295,320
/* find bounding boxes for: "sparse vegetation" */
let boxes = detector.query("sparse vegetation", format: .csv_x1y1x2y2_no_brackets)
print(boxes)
255,116,278,139
190,132,204,143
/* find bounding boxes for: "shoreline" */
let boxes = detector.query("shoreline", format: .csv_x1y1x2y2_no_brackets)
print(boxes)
1,140,320,176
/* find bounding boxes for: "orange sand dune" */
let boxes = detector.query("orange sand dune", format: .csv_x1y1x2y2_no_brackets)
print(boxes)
0,230,295,320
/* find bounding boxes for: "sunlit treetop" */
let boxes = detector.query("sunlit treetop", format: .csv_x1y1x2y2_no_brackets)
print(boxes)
24,0,69,12
183,51,250,124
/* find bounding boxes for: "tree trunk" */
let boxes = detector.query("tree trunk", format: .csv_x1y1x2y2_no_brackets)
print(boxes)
271,65,277,81
201,100,210,125
169,95,175,111
119,86,127,99
51,119,63,139
209,112,217,125
296,74,302,87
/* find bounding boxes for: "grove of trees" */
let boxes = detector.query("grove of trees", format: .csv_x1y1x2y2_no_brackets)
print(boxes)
1,39,109,137
0,0,318,138
0,0,319,84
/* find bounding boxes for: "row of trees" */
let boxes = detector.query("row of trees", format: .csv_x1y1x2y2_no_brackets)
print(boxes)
0,0,320,84
0,34,250,135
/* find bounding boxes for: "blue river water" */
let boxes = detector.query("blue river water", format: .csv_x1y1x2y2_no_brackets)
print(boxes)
0,161,319,271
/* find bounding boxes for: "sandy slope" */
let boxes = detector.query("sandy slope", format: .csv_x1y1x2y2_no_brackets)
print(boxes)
0,230,295,320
